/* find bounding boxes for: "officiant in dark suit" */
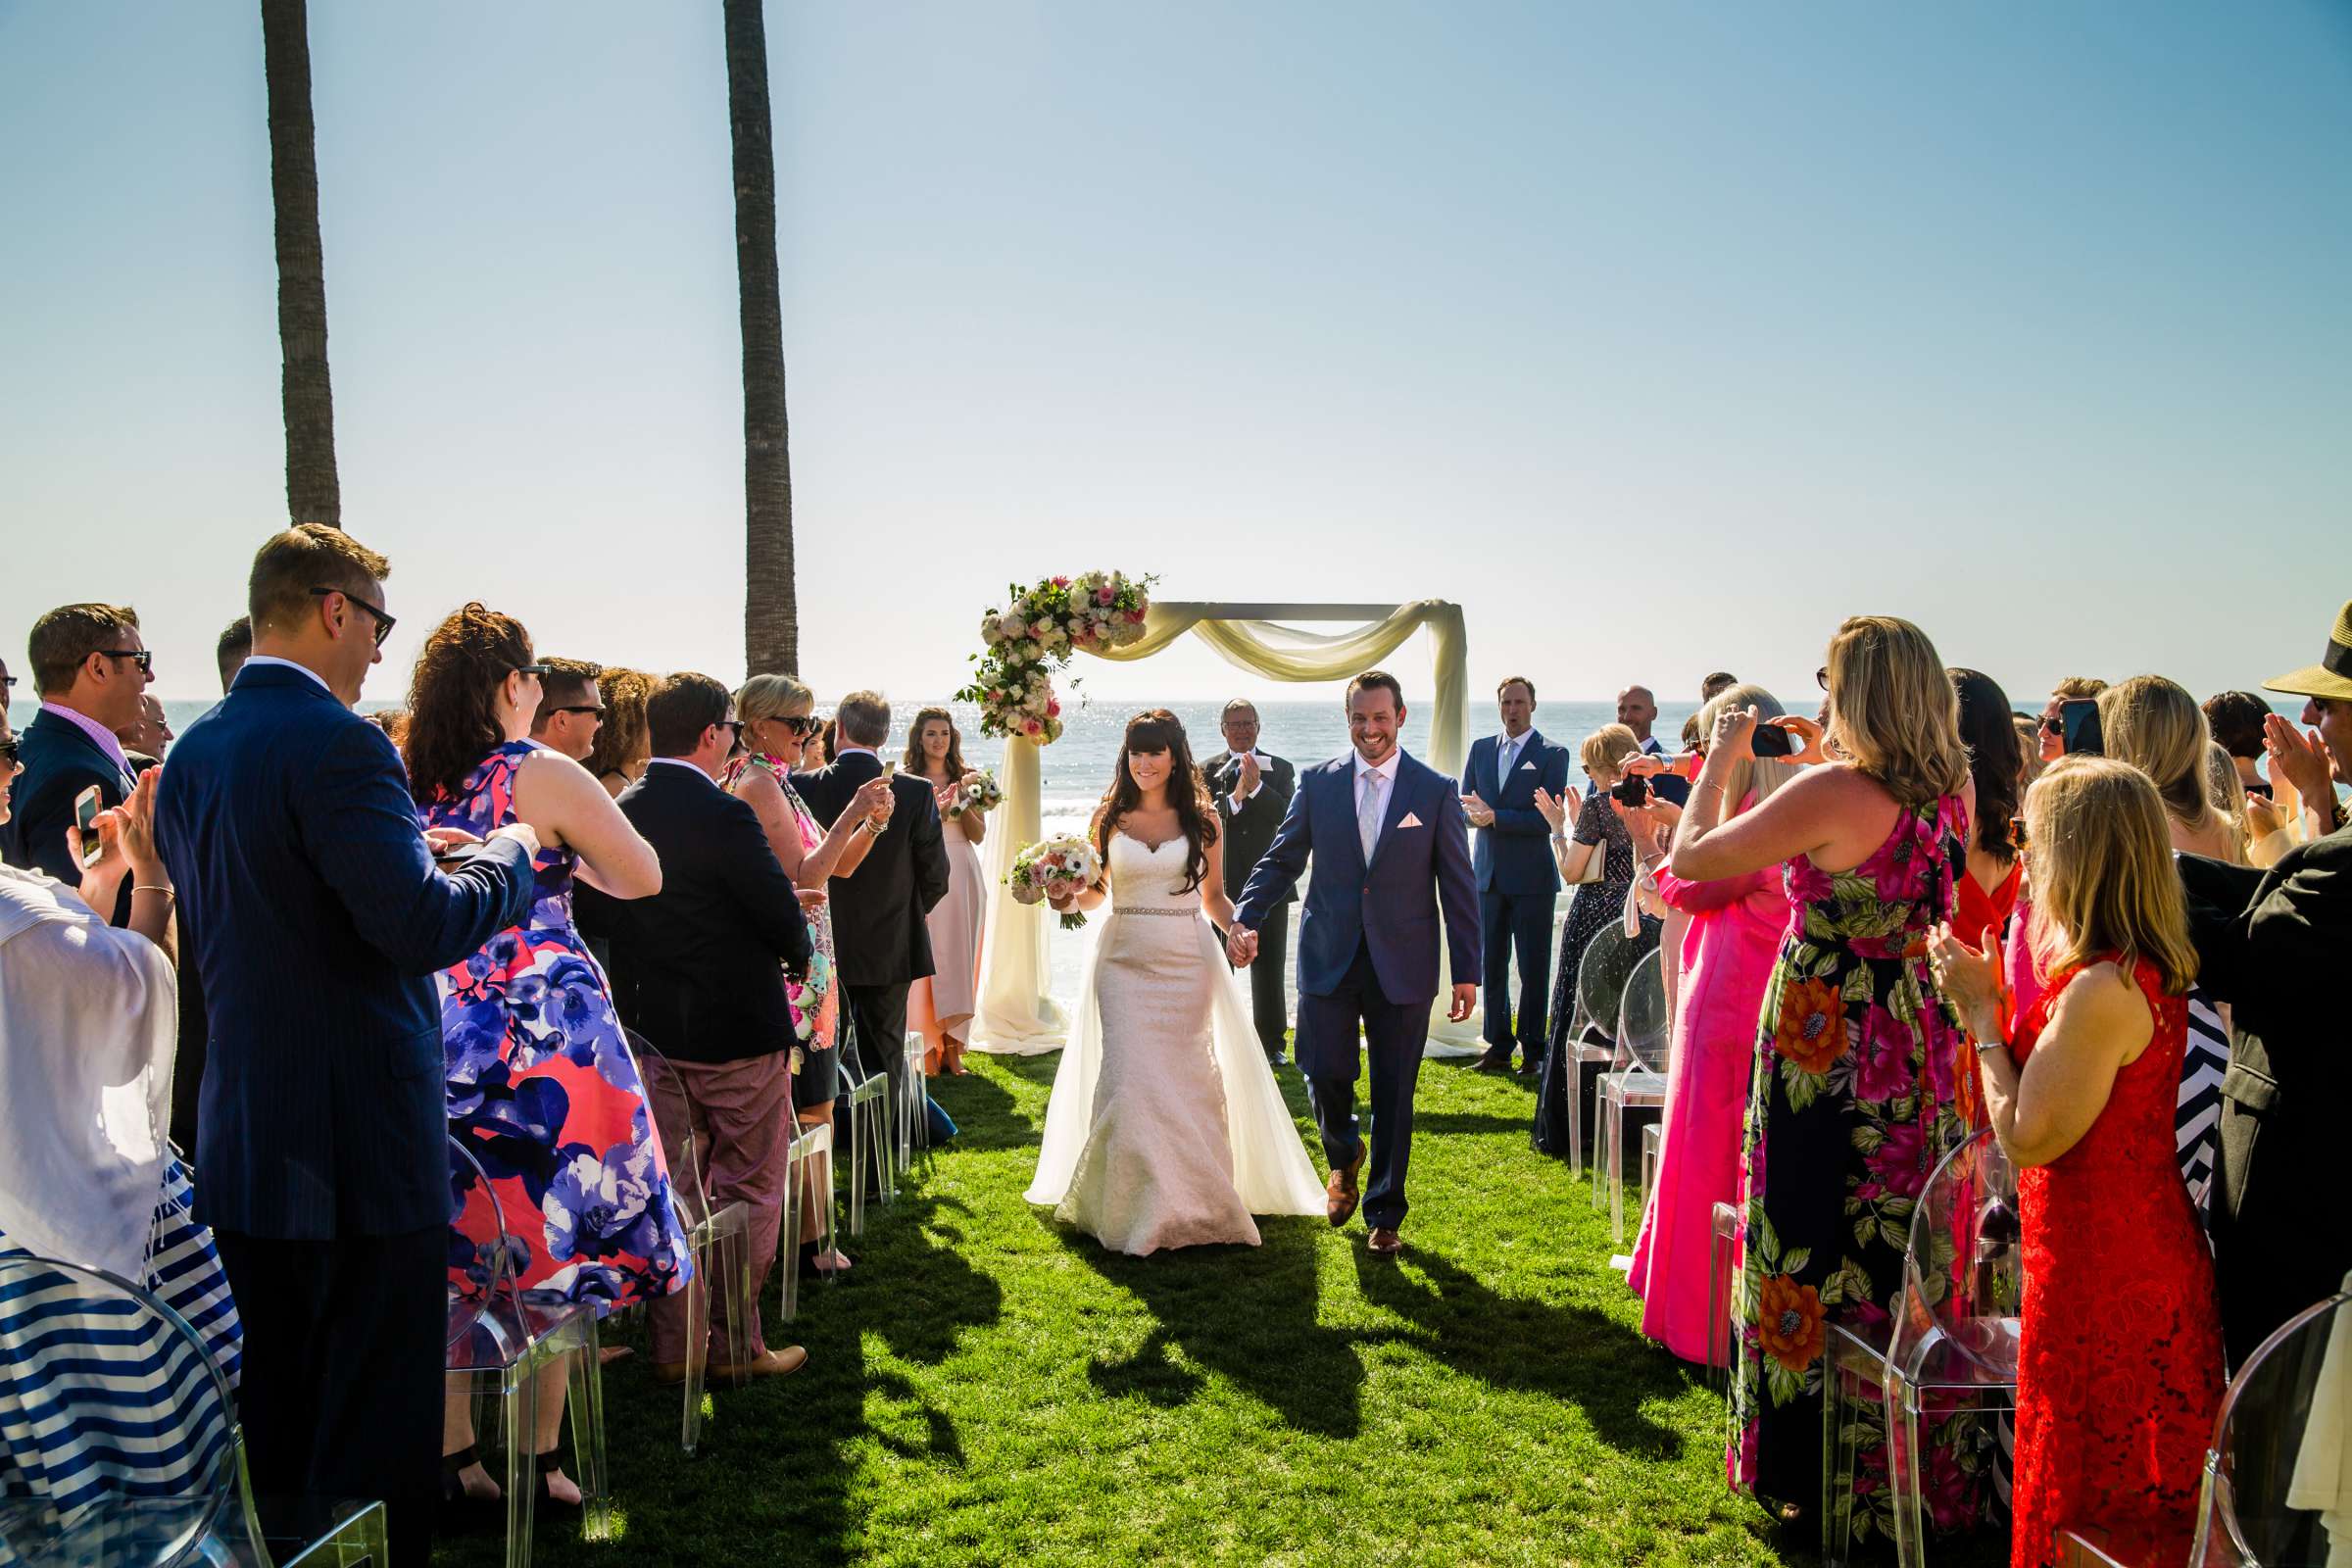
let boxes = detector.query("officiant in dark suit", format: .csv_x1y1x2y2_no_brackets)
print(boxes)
793,691,951,1106
1460,676,1571,1076
1204,699,1297,1065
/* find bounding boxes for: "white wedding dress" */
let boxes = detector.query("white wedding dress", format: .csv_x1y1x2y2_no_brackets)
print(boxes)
1024,833,1326,1254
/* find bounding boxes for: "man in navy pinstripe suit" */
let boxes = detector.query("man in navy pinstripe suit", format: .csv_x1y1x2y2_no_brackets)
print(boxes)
158,525,538,1566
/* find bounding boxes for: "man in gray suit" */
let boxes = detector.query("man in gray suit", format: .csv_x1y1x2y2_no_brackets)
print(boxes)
1203,699,1298,1065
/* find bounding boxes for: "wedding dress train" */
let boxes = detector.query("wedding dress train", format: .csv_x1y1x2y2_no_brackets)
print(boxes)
1024,833,1325,1254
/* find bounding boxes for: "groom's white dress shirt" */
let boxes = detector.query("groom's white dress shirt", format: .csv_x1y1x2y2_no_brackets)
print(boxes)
1352,749,1400,862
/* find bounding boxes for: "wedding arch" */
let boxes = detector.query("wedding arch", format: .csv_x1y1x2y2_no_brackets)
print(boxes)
966,592,1476,1055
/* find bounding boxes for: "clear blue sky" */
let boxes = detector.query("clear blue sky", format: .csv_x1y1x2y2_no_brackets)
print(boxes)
3,2,2347,712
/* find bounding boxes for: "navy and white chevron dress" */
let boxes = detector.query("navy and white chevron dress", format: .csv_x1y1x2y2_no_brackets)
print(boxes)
2176,990,2230,1219
0,1161,244,1529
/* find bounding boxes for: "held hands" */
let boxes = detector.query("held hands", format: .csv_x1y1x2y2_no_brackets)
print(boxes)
1447,982,1477,1023
1460,790,1495,828
2263,712,2334,807
1227,924,1260,967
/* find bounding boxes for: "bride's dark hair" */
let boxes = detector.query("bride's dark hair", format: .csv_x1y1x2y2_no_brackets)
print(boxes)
1090,709,1219,893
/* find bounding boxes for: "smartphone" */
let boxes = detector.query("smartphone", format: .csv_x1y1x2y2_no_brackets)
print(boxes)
74,785,105,869
1609,776,1651,807
2059,698,2104,757
881,760,899,780
1750,723,1796,760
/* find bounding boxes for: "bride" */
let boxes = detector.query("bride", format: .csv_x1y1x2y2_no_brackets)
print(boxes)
1024,710,1325,1253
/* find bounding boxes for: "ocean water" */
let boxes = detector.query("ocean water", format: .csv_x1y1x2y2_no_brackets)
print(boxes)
151,693,1694,1004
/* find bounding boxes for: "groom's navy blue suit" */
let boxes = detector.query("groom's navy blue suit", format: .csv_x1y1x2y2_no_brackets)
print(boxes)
1233,748,1480,1232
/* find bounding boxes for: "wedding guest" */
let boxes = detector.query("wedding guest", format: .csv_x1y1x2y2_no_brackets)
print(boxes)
809,718,837,767
217,614,252,693
1623,683,1799,1364
2,603,149,901
2203,690,2274,800
905,706,987,1076
2034,675,2107,763
1670,614,1977,1543
1204,699,1298,1066
575,673,813,1383
722,673,890,1275
115,694,173,768
1929,758,2221,1568
2178,597,2352,1367
0,758,244,1529
1616,683,1690,805
1529,723,1657,1157
793,692,950,1128
583,666,654,798
1700,672,1739,703
402,604,686,1508
2012,713,2046,793
1949,669,2024,945
1461,677,1570,1076
0,654,12,714
527,656,605,763
156,524,538,1568
2204,741,2254,863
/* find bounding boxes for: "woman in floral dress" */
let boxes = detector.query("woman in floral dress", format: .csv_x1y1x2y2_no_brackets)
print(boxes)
723,674,893,1275
404,604,687,1510
1667,615,1980,1545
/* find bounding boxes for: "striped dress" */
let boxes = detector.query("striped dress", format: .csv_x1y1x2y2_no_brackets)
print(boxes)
2177,990,2230,1217
0,1162,243,1532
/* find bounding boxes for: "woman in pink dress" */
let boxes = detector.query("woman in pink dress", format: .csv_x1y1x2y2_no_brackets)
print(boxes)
1623,683,1800,1364
905,707,989,1075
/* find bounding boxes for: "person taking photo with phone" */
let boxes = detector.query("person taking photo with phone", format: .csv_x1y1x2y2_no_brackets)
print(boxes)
1,602,151,920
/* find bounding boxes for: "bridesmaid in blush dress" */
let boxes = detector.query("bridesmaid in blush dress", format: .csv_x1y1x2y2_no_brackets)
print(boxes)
905,707,987,1075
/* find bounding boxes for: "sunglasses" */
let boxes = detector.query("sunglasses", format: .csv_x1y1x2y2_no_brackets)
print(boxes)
775,714,822,737
1816,665,1830,692
712,719,745,741
99,649,153,674
311,586,398,648
2007,815,2031,852
547,705,606,718
0,736,18,765
2037,714,2063,735
511,663,549,678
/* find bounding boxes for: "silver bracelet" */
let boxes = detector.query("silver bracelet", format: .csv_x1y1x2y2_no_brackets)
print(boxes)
130,884,175,901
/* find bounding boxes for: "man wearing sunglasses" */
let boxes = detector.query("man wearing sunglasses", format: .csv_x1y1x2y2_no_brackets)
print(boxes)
527,656,607,762
0,601,149,910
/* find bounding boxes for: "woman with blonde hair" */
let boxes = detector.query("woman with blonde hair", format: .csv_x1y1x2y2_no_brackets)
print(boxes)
721,673,893,1275
1619,684,1800,1363
1929,759,2221,1568
1528,722,1661,1156
904,706,989,1075
1668,615,1980,1541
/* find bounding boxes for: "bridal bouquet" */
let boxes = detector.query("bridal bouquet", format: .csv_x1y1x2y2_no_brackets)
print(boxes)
946,769,1004,819
1007,836,1102,930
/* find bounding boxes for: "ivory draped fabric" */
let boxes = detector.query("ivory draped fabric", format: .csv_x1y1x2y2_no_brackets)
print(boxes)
972,600,1477,1054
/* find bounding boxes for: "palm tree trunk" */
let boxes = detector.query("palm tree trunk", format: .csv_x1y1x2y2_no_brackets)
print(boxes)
725,0,798,676
260,0,340,528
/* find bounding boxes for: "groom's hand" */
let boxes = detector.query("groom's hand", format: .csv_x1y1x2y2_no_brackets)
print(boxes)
1228,924,1259,966
1448,982,1478,1023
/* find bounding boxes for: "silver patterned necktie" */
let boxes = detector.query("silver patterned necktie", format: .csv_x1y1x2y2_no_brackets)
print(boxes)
1357,766,1386,862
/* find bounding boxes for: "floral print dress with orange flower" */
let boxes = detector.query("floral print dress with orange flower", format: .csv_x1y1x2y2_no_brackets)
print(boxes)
1728,789,1984,1544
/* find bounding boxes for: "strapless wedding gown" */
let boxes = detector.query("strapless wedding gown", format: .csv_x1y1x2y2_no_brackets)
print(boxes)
1024,833,1325,1254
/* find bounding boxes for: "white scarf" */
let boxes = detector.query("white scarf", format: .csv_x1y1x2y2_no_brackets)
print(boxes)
0,861,177,1278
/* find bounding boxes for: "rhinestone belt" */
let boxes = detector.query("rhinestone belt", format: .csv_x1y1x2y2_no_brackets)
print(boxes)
1112,906,1196,918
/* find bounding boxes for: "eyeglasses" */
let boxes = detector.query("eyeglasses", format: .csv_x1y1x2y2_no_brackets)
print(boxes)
1815,665,1830,691
547,705,605,718
2006,815,2031,852
311,586,397,648
98,649,153,674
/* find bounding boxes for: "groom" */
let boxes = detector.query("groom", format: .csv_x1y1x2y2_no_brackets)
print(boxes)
1229,670,1480,1257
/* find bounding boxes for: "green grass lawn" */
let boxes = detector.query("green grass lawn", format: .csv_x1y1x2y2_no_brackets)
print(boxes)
441,1052,1889,1567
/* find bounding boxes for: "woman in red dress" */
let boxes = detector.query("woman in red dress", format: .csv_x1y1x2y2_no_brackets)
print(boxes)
1928,757,2223,1568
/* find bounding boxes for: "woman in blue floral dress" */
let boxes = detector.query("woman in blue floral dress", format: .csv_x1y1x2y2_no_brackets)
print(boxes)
402,604,687,1510
1666,616,1983,1547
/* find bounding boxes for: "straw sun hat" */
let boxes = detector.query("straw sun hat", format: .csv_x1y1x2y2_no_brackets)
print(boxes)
2263,598,2352,704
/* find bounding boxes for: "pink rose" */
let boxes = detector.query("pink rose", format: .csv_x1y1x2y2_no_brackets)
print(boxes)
1096,585,1115,605
1047,699,1060,716
1022,717,1043,736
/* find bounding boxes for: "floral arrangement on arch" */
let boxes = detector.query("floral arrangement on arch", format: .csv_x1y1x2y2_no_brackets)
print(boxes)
954,570,1154,743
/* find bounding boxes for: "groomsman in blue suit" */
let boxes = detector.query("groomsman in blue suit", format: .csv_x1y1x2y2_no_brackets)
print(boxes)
1459,676,1570,1076
158,525,538,1567
1230,671,1481,1257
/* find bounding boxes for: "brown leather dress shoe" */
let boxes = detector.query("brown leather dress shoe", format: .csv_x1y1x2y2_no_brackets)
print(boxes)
1471,1051,1513,1074
1325,1146,1366,1228
1366,1226,1402,1257
712,1346,808,1382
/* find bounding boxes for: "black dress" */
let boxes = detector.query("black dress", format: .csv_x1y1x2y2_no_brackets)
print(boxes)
1533,798,1659,1155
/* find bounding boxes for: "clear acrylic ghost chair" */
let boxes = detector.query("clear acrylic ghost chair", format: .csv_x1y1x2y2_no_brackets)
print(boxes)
776,1112,837,1323
1597,947,1671,1244
1564,921,1642,1177
445,1137,612,1565
837,1020,896,1236
2176,1270,2352,1567
627,1031,752,1453
1709,1200,1742,1391
1819,1124,2022,1567
1642,1120,1663,1201
897,1029,934,1180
